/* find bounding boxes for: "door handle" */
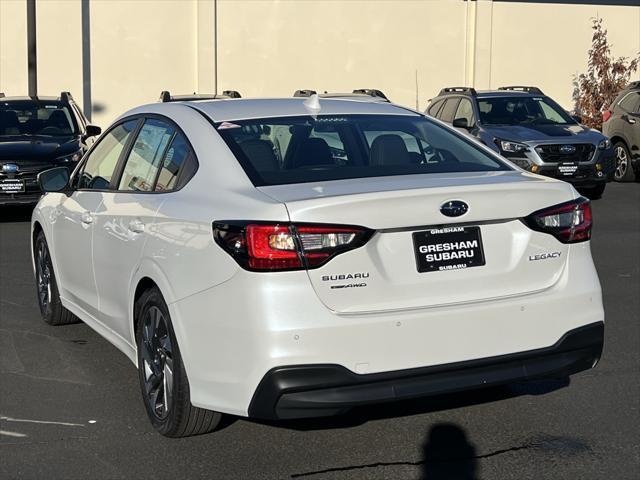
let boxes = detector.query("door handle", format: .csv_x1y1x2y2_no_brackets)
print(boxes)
81,211,94,224
128,220,145,234
628,117,636,124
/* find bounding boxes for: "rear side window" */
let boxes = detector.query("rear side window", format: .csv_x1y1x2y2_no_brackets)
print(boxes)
618,92,640,113
155,134,192,191
216,114,510,187
439,98,460,122
119,119,174,192
77,120,138,190
427,100,444,117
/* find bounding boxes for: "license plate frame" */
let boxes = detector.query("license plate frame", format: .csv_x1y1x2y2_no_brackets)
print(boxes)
557,162,579,177
412,226,486,273
0,179,25,194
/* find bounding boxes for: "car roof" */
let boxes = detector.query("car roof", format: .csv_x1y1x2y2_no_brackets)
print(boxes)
173,97,420,122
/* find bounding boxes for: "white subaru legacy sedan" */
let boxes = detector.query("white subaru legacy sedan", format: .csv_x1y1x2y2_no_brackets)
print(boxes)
31,94,604,437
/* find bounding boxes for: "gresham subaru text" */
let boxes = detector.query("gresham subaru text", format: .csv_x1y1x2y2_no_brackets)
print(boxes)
31,93,604,437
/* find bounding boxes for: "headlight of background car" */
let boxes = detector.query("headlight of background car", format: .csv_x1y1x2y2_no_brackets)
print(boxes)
56,151,82,163
495,139,530,154
598,139,611,150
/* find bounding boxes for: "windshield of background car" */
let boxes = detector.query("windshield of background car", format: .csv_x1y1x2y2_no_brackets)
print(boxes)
216,114,511,186
477,96,574,126
0,101,77,137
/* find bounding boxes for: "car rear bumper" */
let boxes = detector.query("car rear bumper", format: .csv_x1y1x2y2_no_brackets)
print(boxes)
248,321,603,420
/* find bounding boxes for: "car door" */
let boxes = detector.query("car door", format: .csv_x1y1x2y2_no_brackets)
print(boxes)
619,92,640,155
51,119,139,316
92,117,188,341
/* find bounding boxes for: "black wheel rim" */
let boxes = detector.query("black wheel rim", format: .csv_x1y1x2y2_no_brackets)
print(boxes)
141,306,174,420
615,146,628,180
36,241,51,311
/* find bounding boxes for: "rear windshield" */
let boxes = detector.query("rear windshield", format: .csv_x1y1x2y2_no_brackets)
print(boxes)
477,96,574,126
0,100,78,137
216,114,510,186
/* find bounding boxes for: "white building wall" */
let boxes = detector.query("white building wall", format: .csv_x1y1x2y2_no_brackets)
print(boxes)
1,0,638,128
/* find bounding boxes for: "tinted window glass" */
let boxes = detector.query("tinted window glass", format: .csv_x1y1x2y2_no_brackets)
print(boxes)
119,119,174,192
439,99,460,122
77,120,138,190
454,99,475,125
477,96,573,126
427,100,444,117
619,92,640,113
0,100,78,136
155,133,191,191
217,115,510,187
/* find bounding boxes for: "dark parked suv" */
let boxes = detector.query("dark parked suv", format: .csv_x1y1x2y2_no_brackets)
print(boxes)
427,86,615,198
0,92,101,205
602,80,639,182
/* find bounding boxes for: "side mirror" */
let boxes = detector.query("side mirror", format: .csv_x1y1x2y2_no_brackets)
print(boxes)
571,114,582,124
38,167,70,193
85,124,102,138
452,117,470,129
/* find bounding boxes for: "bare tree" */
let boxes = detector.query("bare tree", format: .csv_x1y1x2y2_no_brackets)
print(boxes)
573,18,639,131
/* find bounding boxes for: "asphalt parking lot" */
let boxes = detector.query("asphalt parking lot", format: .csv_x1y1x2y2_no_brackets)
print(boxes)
0,183,638,480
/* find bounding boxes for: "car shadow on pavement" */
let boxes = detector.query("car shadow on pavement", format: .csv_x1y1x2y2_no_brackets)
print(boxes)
0,206,34,223
254,377,570,432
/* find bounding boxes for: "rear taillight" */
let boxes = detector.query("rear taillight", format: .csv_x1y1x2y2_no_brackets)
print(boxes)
602,110,612,123
523,197,592,243
213,222,373,271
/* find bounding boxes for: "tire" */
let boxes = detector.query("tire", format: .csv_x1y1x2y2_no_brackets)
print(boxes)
34,231,79,326
613,141,635,182
579,184,606,200
135,287,221,437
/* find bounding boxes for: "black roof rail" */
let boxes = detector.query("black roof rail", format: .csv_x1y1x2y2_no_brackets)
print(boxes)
293,89,317,97
438,87,477,97
498,86,544,95
222,90,242,98
627,80,640,89
352,89,389,100
60,91,73,102
159,90,240,102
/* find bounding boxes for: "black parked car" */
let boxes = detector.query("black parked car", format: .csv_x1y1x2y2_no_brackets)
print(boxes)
602,80,639,182
426,86,615,199
0,92,101,206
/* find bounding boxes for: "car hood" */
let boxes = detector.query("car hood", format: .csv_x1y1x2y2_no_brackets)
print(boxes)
0,135,81,163
482,124,605,144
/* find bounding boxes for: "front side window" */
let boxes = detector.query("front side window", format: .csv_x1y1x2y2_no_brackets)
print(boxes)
0,100,78,137
477,96,574,126
454,99,475,125
119,119,174,192
76,120,138,190
217,114,511,187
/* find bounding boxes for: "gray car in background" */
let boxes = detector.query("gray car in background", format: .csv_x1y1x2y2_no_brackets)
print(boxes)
427,86,615,199
602,81,640,182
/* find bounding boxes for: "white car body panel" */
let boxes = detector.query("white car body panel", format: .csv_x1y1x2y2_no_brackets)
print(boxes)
31,96,604,420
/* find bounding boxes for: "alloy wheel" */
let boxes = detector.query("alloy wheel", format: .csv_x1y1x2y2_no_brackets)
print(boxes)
615,145,628,180
36,242,52,311
141,306,174,420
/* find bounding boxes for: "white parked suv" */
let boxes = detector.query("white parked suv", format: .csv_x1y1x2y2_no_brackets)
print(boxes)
31,91,604,437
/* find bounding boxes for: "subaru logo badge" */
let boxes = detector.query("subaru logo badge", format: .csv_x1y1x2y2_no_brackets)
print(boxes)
440,200,469,217
560,145,576,155
1,163,19,174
